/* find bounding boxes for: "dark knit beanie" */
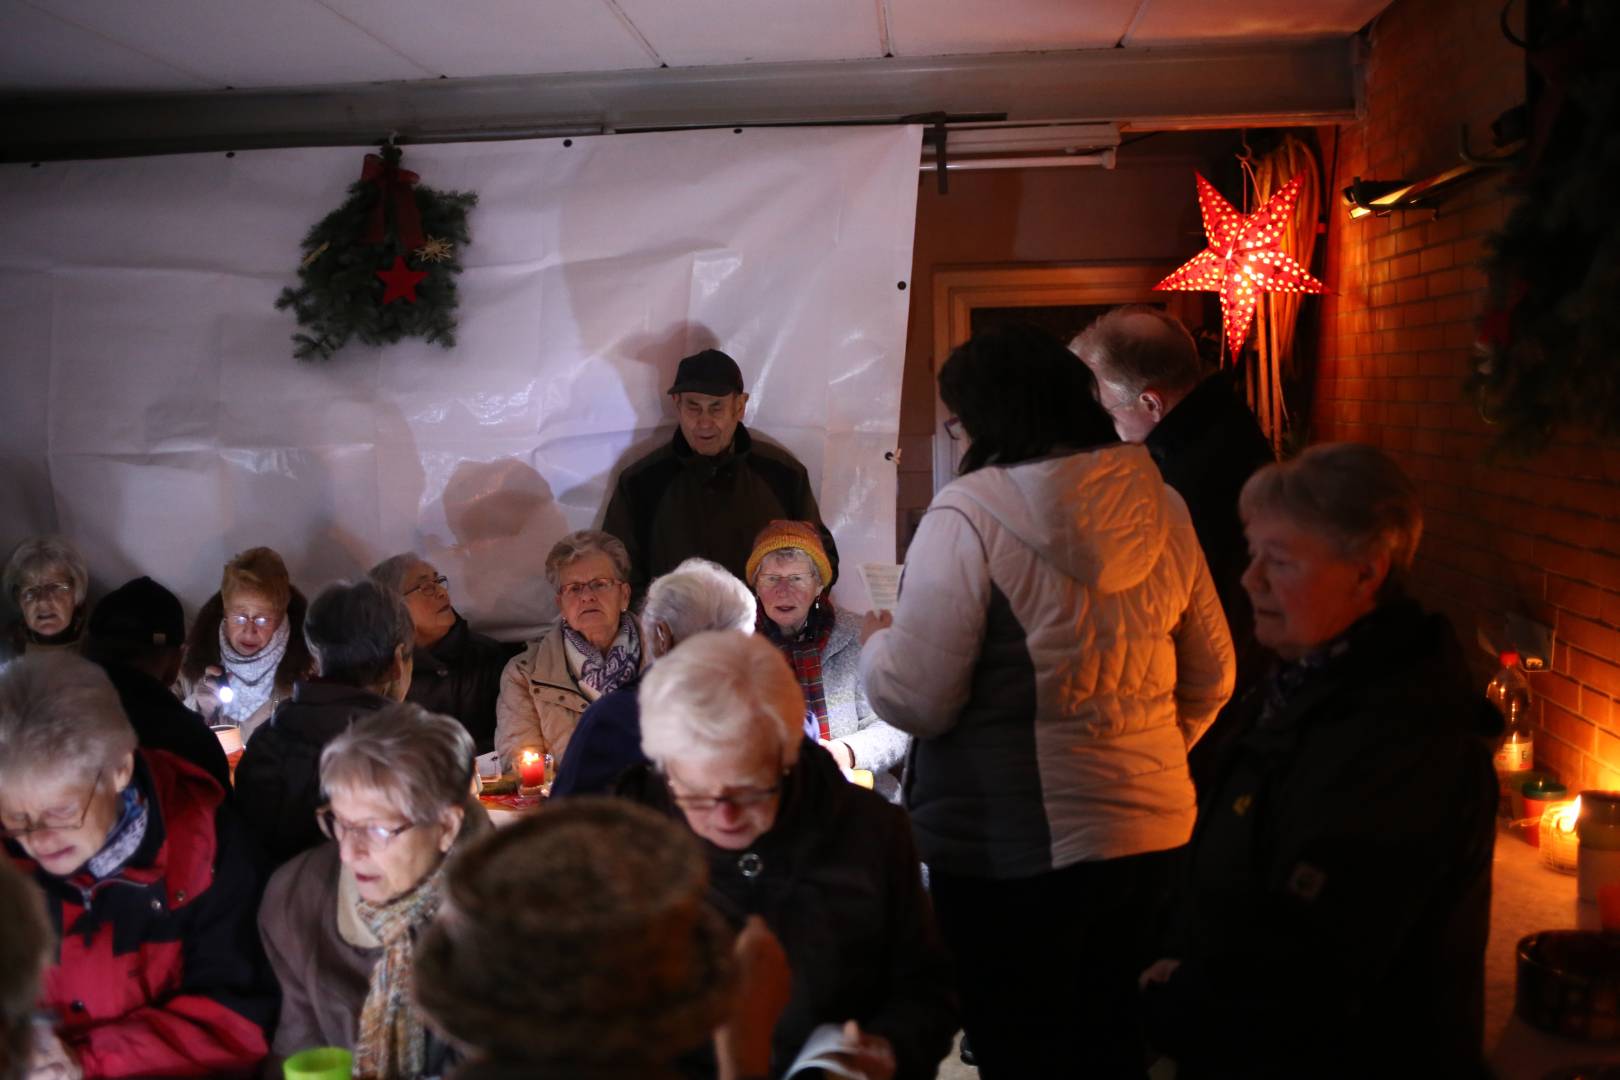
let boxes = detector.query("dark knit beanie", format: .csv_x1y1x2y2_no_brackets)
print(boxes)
415,798,734,1071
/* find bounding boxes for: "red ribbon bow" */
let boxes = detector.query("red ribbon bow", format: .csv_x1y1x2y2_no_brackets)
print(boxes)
360,153,426,252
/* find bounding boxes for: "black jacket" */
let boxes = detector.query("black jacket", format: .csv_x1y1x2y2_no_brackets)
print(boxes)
1145,372,1274,787
620,742,957,1080
234,681,394,867
96,659,233,794
602,424,830,596
407,615,521,754
1144,600,1499,1077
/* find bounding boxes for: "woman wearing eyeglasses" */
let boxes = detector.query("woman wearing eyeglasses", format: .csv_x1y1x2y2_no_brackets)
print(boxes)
0,653,277,1079
179,547,313,744
258,702,487,1079
494,530,643,769
747,521,909,802
234,579,415,866
369,554,520,755
2,535,92,665
621,630,957,1080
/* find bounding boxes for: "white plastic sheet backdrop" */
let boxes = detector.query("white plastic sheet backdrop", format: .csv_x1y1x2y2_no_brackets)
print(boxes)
0,125,922,639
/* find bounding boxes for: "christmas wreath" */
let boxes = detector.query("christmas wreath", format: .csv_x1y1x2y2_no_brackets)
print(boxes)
1471,1,1620,453
275,143,477,361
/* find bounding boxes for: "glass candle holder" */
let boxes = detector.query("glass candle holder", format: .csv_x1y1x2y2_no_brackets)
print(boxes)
1540,796,1581,874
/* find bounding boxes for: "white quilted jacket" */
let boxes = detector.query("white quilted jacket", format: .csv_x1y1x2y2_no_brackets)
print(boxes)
861,443,1235,877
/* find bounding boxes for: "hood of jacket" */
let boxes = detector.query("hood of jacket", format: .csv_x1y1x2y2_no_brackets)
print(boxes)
945,443,1175,594
181,586,314,687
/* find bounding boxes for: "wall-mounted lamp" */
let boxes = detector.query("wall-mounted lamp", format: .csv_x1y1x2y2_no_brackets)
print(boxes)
1341,177,1417,219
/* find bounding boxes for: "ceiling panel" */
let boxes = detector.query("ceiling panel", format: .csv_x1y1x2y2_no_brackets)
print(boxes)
886,0,1139,57
613,0,882,67
26,0,431,88
0,0,211,90
1125,0,1390,45
322,0,658,78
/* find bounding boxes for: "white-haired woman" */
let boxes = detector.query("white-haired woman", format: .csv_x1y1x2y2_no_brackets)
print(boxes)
551,558,755,798
1140,443,1498,1077
2,536,91,663
746,521,909,801
494,530,642,769
234,579,415,866
0,654,276,1079
259,703,488,1080
370,554,520,755
621,630,957,1080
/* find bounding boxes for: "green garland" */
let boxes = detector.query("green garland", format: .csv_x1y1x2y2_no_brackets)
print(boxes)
275,144,477,361
1471,3,1620,453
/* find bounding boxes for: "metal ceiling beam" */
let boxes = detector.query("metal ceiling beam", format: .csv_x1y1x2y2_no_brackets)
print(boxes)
0,38,1361,162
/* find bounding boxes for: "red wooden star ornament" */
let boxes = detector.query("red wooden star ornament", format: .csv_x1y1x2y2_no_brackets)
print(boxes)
1154,172,1327,358
376,255,428,305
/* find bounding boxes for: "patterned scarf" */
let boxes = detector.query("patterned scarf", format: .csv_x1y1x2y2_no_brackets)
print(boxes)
759,596,836,739
86,785,149,880
216,616,290,724
561,614,642,698
352,860,448,1080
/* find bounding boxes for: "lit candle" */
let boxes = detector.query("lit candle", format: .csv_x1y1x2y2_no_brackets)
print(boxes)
1540,796,1581,874
518,749,546,789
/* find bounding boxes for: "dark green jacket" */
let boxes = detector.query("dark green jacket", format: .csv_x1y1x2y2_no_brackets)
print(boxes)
602,423,829,596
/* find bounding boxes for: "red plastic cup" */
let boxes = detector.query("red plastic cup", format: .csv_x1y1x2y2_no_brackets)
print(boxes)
1599,883,1620,931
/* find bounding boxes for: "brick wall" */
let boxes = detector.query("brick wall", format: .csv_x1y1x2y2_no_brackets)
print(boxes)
1312,0,1620,789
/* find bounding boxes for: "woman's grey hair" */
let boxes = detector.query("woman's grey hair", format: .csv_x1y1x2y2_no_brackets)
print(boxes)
303,579,415,688
368,553,424,595
3,535,90,609
642,559,756,646
1240,441,1424,596
320,703,475,824
755,548,824,593
545,530,631,590
0,860,50,1080
640,630,804,768
0,653,136,790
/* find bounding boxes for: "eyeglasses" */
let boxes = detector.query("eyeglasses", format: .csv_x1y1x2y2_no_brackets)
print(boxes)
225,612,278,629
664,776,782,813
943,416,964,441
0,768,103,841
17,580,73,606
315,806,416,849
404,574,449,597
758,573,816,591
559,577,622,601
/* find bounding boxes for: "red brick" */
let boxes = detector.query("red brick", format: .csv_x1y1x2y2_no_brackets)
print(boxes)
1592,552,1620,592
1391,253,1423,280
1559,615,1620,664
1532,671,1583,713
1549,577,1607,620
1426,268,1463,296
1569,650,1620,698
1582,749,1620,791
1419,245,1455,274
1544,702,1597,755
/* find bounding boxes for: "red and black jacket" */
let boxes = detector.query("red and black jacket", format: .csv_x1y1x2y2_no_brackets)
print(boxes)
8,750,278,1078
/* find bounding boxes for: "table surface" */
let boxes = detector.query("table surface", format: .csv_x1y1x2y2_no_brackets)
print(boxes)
1485,823,1616,1078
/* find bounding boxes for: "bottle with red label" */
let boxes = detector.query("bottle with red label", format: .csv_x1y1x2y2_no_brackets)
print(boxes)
1488,650,1534,817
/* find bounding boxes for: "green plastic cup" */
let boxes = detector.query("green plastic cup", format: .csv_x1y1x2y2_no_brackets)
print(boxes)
283,1047,352,1080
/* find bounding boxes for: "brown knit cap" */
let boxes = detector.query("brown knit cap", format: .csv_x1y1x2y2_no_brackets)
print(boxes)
414,798,734,1069
745,520,832,589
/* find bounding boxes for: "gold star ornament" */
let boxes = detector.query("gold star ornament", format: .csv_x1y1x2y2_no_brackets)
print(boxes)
413,236,455,263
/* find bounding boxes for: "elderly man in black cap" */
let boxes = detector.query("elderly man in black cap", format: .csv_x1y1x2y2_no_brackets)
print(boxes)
603,347,831,596
84,575,233,792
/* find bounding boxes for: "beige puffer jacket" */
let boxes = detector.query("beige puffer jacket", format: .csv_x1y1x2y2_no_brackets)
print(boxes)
861,443,1235,878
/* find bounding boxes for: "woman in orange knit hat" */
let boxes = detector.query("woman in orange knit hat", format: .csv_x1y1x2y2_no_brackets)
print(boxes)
745,520,908,800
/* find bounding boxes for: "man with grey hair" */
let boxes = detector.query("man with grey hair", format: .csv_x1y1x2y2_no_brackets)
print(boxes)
370,553,519,754
1072,305,1273,789
602,347,832,598
234,578,417,865
550,558,756,798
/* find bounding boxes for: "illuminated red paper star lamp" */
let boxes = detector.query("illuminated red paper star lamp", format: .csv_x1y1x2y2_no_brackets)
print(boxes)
1154,172,1327,358
376,255,428,305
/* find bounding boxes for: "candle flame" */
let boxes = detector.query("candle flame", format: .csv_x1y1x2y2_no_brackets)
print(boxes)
520,750,540,767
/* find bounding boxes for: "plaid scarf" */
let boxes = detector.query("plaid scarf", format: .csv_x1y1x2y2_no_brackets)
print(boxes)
352,860,448,1080
760,596,836,740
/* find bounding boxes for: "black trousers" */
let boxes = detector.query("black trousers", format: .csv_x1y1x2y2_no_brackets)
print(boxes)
931,847,1180,1080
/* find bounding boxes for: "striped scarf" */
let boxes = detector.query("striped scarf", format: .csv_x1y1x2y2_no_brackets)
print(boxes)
352,860,448,1080
760,596,836,740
